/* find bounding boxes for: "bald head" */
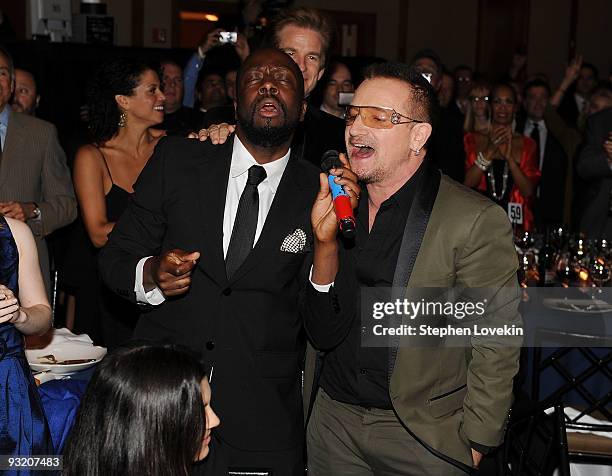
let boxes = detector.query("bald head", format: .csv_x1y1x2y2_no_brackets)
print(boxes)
238,48,304,101
12,68,39,115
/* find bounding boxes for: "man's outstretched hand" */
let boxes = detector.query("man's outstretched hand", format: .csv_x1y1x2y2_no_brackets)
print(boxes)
144,249,200,296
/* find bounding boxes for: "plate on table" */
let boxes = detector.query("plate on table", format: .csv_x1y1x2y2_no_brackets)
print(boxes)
542,298,612,313
26,345,107,375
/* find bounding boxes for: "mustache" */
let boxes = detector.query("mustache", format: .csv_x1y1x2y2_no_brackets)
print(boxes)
250,96,287,117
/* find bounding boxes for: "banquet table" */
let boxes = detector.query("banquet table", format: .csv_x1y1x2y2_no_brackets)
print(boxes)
26,328,102,454
37,369,92,453
519,287,612,403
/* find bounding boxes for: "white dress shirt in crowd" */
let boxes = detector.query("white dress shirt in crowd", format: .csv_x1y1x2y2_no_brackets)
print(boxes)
134,135,290,305
575,93,587,115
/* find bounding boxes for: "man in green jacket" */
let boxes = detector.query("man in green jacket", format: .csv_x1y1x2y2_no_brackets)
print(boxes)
302,62,522,475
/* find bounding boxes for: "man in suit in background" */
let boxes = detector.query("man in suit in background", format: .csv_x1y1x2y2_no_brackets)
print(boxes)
272,6,346,165
576,107,612,238
158,59,204,137
411,49,466,183
11,68,40,116
0,45,76,293
199,7,346,166
99,48,324,475
302,62,521,475
518,79,568,228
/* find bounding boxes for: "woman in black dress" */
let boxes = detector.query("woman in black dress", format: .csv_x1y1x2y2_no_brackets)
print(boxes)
70,58,165,347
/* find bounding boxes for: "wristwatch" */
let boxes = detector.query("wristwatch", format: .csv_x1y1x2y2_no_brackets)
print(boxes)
31,202,41,219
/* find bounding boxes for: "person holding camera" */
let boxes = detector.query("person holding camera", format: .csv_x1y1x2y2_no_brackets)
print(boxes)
183,28,250,110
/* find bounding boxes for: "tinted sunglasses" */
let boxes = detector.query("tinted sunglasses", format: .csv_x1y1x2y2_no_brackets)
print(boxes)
345,105,424,129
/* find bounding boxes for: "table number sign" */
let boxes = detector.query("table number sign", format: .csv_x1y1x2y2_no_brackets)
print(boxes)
507,202,523,225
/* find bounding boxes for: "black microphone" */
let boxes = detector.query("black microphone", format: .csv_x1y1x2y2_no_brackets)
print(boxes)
320,150,357,239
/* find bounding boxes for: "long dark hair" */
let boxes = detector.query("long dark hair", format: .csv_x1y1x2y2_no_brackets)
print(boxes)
63,342,208,476
86,57,152,144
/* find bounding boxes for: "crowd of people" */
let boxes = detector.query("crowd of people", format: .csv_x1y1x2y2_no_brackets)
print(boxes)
0,3,611,475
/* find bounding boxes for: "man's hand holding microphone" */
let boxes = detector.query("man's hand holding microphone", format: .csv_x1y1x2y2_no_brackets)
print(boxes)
311,151,360,286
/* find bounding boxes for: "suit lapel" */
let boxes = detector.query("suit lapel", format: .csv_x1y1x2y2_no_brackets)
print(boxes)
227,149,308,284
195,138,233,287
387,165,441,383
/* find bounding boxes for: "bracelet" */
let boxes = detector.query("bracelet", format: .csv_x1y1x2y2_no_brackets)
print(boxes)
475,152,492,172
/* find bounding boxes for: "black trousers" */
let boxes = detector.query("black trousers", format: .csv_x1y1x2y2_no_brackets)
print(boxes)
192,433,304,476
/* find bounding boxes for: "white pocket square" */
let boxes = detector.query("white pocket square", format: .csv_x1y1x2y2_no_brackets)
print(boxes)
280,228,307,253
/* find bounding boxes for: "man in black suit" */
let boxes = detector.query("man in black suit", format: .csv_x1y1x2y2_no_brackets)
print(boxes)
158,59,205,137
519,79,567,227
99,48,323,475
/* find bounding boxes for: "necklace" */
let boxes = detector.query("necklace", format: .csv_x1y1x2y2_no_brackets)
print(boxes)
487,131,513,201
487,162,509,200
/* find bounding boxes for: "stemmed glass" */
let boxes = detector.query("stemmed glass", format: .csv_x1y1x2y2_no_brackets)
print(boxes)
516,231,534,250
555,252,577,287
589,256,610,295
518,251,538,288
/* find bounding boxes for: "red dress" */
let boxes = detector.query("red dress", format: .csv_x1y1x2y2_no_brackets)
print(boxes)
464,133,541,231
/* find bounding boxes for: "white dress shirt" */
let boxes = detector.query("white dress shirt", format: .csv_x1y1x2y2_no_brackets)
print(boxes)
134,136,290,304
574,93,586,115
0,105,9,151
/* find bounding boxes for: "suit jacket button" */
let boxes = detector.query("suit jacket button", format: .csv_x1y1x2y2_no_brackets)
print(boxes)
206,341,215,351
222,288,232,296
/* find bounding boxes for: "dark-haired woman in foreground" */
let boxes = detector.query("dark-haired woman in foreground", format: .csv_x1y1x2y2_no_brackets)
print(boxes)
69,58,165,347
63,343,220,476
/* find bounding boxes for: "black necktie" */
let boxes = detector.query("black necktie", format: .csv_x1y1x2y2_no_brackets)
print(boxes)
225,165,267,279
530,121,541,155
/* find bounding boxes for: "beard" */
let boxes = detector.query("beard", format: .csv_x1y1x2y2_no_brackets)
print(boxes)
238,99,298,148
353,166,386,184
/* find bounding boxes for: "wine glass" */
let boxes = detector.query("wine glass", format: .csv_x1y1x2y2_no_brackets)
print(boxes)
589,256,610,292
555,252,577,287
551,226,568,250
516,231,534,250
594,239,611,261
518,251,538,288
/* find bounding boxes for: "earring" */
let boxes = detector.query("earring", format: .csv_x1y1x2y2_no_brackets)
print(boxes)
414,147,420,156
118,111,127,128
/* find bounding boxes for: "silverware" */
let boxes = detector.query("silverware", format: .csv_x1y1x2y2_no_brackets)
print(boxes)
36,355,97,365
32,369,52,376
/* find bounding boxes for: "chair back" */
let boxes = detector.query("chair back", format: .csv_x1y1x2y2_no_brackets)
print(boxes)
531,328,612,463
500,402,570,476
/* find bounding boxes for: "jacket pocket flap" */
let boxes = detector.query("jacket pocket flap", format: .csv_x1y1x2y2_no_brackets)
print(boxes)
428,384,467,418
